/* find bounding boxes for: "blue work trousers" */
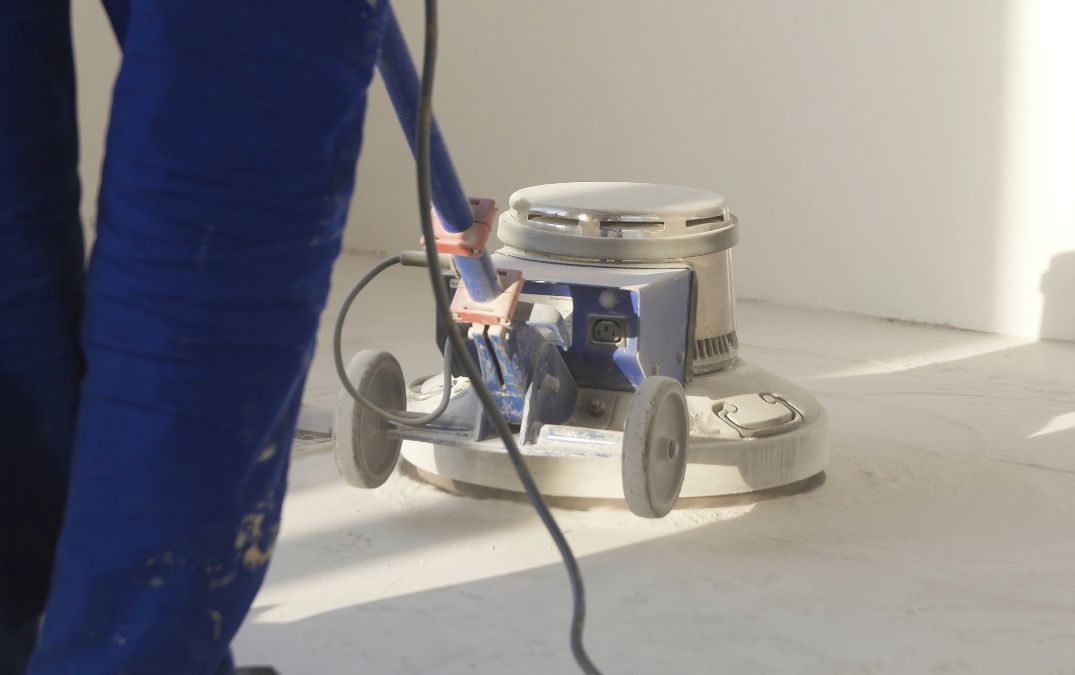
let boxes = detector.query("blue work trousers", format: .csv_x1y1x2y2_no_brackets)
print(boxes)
0,1,387,672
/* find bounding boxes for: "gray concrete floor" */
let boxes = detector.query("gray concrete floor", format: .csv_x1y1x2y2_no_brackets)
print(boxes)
234,251,1075,674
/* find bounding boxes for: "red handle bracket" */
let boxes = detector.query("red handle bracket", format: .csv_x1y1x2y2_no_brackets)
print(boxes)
428,197,497,257
450,268,524,326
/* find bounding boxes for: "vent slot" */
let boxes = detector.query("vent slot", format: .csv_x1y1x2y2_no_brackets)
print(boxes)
686,214,726,227
528,214,580,228
692,331,739,374
599,219,664,231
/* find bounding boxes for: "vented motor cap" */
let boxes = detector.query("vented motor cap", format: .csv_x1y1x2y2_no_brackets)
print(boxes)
498,182,738,261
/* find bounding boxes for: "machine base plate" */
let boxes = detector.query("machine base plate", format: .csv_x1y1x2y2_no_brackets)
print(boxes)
399,359,829,500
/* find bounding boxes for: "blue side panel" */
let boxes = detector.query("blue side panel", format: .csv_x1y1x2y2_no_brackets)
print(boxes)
568,284,640,391
469,324,550,425
519,272,691,391
633,272,691,382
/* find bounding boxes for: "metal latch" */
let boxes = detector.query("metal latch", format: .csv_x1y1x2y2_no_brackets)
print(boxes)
715,392,803,439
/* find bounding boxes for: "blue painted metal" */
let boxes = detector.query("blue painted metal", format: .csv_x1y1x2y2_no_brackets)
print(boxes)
459,295,573,429
518,297,571,349
468,324,548,424
469,322,578,432
574,285,644,390
377,5,500,302
517,274,690,391
520,342,579,444
632,272,691,382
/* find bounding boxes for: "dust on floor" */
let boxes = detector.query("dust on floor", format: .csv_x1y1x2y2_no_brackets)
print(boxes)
235,251,1075,674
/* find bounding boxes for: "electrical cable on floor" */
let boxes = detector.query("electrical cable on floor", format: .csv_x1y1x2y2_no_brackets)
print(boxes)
412,1,601,672
333,254,455,427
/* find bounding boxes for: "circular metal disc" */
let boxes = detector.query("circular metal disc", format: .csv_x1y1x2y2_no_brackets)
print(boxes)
498,182,739,261
401,359,828,500
334,350,406,488
622,376,689,518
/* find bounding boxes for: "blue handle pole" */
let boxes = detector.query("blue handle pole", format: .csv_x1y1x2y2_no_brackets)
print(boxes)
377,4,500,302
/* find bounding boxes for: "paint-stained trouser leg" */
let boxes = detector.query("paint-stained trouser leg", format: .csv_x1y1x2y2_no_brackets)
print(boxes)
0,1,84,671
28,2,387,673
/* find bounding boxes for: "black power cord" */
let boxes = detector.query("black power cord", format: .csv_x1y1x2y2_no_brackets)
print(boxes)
333,254,455,427
414,1,600,672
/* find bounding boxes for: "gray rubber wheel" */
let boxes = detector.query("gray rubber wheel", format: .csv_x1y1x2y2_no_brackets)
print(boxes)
622,376,689,518
334,350,406,488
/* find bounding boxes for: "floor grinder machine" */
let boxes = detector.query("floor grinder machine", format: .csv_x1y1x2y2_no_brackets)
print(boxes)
331,2,827,670
336,179,829,517
332,5,828,519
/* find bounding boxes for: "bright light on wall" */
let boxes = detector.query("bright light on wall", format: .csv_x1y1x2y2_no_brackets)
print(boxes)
996,0,1075,340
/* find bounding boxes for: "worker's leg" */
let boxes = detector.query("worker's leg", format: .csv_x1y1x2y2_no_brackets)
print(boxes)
99,0,131,42
29,1,388,673
0,0,84,670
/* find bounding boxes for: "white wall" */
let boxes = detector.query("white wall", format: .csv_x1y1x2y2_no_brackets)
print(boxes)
72,1,1075,342
72,0,120,241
